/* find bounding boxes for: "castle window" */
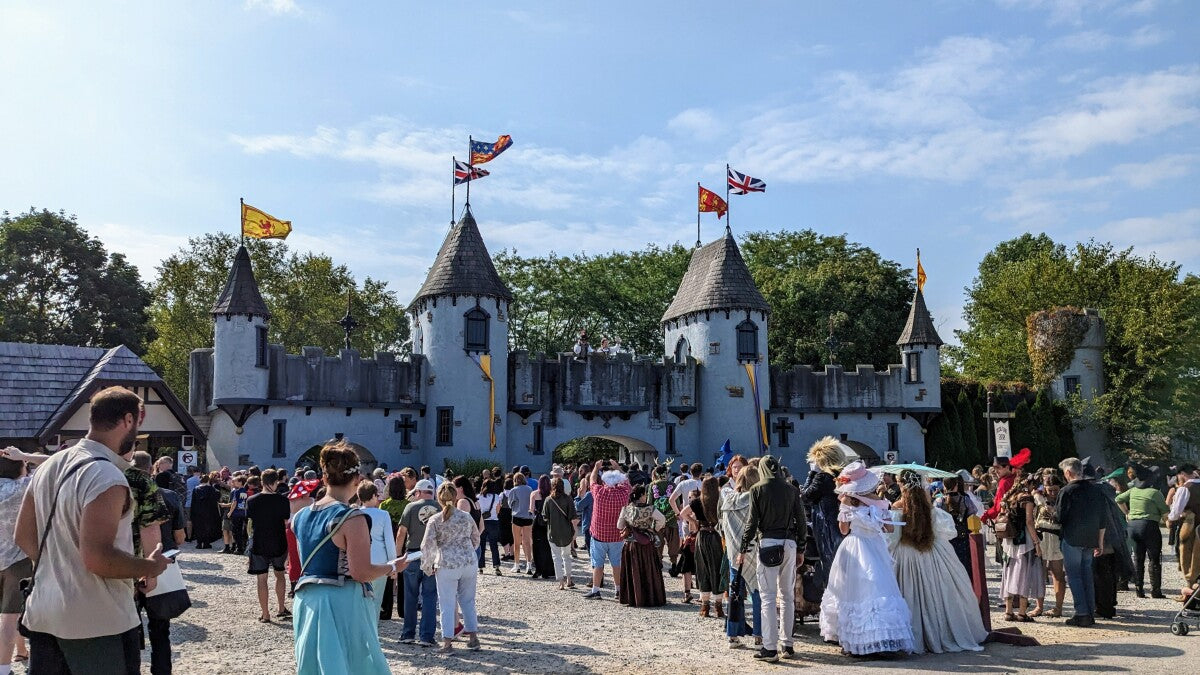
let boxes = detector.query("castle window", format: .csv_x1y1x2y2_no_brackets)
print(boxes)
464,306,490,352
255,326,268,368
436,407,454,446
887,423,898,452
674,336,691,362
1063,376,1081,396
736,319,758,362
904,352,921,383
272,419,286,457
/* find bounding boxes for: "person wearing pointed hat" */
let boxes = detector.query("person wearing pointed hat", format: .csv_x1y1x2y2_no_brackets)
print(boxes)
1116,466,1169,599
817,461,914,657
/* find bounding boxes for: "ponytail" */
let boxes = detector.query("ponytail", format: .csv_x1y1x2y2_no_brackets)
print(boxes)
437,482,457,521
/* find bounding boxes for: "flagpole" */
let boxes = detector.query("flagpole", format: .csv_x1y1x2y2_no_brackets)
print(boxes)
725,163,731,233
451,156,457,226
466,136,472,207
696,182,701,248
239,197,244,246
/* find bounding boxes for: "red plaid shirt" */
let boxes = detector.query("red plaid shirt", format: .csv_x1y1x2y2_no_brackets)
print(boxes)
589,481,632,543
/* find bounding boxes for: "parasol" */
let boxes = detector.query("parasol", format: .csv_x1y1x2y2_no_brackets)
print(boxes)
868,463,958,479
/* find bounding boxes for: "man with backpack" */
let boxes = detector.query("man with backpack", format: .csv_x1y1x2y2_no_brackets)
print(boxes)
649,465,679,573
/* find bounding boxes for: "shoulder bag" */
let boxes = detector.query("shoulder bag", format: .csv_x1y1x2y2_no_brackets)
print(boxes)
19,456,109,636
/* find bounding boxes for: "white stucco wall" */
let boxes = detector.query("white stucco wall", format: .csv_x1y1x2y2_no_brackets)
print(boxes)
212,315,269,401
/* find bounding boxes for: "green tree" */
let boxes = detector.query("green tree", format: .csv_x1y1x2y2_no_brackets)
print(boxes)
956,389,979,468
553,437,623,464
1029,389,1061,468
1051,401,1077,460
0,209,151,351
972,387,989,465
494,244,692,357
145,233,409,404
1010,400,1034,460
956,234,1200,450
924,412,956,469
740,230,915,369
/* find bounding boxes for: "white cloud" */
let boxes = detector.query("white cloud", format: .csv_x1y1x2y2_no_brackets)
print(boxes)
1022,66,1200,158
667,108,721,141
993,0,1117,26
1081,207,1200,266
245,0,301,15
1051,25,1170,51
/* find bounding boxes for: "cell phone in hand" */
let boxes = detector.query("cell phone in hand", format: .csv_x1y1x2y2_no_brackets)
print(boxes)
162,549,180,559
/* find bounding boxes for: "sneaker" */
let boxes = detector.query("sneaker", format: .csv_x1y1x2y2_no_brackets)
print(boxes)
752,648,779,662
583,589,602,599
466,634,480,651
418,639,437,648
781,645,796,659
728,638,743,649
494,567,503,576
510,564,522,573
400,637,417,645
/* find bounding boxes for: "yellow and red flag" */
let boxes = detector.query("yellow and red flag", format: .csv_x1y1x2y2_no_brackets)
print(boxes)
917,249,927,292
698,185,728,219
241,201,292,240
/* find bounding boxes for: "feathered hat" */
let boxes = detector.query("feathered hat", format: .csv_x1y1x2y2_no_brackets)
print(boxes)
807,436,850,473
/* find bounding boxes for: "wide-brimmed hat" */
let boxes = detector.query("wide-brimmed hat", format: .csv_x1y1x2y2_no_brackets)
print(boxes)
834,461,880,495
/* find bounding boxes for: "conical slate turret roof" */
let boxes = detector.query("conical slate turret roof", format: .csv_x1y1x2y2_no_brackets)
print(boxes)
896,288,942,346
211,246,270,319
409,208,512,310
662,229,770,323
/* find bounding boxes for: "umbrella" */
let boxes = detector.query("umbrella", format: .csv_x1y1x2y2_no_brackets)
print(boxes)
869,463,958,479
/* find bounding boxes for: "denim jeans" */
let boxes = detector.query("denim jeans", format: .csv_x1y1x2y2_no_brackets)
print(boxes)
401,564,438,642
725,565,762,638
478,520,501,569
1061,540,1096,618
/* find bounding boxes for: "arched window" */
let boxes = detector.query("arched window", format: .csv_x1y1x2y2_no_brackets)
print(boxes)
674,336,691,362
736,318,758,362
463,306,490,352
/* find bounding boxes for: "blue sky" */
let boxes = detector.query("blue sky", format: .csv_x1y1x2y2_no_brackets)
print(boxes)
2,0,1197,344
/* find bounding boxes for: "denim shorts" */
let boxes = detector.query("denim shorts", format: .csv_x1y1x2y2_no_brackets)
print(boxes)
589,538,624,569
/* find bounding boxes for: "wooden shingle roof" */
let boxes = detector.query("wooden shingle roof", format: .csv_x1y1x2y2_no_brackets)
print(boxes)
896,289,943,347
211,246,270,318
662,229,769,323
409,208,512,310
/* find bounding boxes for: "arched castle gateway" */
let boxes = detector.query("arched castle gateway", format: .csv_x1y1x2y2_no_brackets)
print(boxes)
189,209,943,472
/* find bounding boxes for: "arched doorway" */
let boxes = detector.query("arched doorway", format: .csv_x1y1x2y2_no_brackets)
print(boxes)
841,440,881,466
296,439,379,473
552,435,659,469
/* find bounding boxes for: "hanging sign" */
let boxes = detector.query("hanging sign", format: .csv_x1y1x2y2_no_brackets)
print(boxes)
993,420,1012,458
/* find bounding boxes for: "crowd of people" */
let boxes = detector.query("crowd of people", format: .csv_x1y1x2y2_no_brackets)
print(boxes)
2,385,1199,673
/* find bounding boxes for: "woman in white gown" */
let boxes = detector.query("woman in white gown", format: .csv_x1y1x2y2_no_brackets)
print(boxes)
819,462,915,656
891,482,988,654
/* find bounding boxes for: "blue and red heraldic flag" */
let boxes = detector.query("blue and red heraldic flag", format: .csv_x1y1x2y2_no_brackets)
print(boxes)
470,135,513,165
454,160,490,185
698,185,728,219
727,167,766,195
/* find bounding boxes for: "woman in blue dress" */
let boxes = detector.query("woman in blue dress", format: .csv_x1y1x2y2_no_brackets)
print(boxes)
801,437,848,596
292,441,405,674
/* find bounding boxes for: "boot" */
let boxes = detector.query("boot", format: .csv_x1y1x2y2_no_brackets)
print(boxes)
700,601,711,618
1150,561,1164,598
715,600,725,619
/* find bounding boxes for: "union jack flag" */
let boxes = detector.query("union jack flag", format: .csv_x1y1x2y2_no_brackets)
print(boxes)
727,166,766,195
454,160,489,185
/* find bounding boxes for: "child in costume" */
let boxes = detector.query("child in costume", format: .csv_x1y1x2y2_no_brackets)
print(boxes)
819,462,915,656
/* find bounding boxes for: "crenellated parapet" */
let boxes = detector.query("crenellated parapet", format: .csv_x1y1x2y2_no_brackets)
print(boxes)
770,362,937,413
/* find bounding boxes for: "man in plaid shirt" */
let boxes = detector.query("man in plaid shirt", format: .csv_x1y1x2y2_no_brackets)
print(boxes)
584,459,632,599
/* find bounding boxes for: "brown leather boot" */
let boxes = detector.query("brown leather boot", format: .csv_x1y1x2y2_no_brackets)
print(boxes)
715,600,725,618
700,600,711,618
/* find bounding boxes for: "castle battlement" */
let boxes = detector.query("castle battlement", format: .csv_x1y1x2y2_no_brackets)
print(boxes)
770,362,932,413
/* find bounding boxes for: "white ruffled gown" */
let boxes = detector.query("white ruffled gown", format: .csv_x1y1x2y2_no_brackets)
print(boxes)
819,504,915,655
890,509,988,653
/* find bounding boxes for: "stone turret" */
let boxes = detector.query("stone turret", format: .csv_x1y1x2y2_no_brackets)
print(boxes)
409,207,511,464
662,228,770,458
211,246,270,406
896,288,942,411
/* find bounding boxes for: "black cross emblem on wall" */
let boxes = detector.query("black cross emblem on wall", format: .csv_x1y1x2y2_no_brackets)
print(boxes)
774,416,794,448
395,415,417,449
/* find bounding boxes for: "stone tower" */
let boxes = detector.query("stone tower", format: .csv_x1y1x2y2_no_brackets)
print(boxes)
1049,308,1106,462
409,207,512,466
211,246,271,408
896,287,943,412
662,228,771,458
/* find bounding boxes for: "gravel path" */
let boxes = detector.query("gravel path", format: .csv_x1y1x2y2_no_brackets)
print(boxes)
25,537,1193,674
